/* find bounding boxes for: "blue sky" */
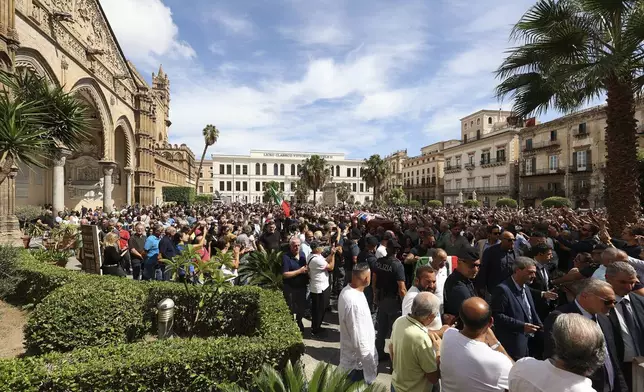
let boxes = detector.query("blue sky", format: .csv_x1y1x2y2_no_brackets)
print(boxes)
101,0,593,160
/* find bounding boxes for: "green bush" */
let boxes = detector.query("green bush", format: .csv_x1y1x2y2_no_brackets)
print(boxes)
496,198,518,208
427,200,443,208
407,200,421,207
0,246,20,299
14,205,42,227
24,276,149,354
541,196,572,208
1,250,82,307
463,199,481,208
0,287,304,392
162,186,196,204
195,194,213,204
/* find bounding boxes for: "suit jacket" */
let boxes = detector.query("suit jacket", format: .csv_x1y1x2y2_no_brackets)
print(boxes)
608,292,644,363
529,264,556,321
491,277,542,360
543,301,628,392
475,244,516,296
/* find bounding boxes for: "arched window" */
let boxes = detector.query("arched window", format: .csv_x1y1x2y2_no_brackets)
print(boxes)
477,118,480,125
360,168,363,177
330,166,334,176
273,163,278,176
280,164,284,176
255,163,260,175
262,163,267,175
488,117,493,124
336,165,340,176
290,164,295,176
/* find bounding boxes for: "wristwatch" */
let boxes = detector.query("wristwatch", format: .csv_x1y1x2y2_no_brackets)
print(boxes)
490,341,501,350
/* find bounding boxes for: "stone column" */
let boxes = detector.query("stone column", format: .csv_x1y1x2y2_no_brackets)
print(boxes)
52,150,70,218
100,161,116,213
125,167,133,206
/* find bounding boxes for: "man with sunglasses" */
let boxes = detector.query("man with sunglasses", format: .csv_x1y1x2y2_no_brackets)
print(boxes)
550,223,600,259
443,246,480,326
544,279,628,392
476,231,517,299
476,225,501,257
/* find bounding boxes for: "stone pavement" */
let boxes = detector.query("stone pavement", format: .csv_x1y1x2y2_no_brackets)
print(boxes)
300,307,393,388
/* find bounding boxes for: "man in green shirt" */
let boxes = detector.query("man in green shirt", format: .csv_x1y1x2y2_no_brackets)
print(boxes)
390,292,442,392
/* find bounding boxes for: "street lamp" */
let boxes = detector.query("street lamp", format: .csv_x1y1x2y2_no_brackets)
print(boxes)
157,298,175,339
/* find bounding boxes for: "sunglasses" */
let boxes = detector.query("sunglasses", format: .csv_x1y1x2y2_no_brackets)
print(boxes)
468,262,481,269
491,232,500,235
504,238,516,242
590,292,617,306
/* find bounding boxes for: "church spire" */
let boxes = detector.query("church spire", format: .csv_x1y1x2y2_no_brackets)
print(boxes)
157,64,166,79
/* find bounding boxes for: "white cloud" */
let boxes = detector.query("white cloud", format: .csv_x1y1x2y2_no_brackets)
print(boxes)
101,0,195,67
208,10,254,36
208,42,226,56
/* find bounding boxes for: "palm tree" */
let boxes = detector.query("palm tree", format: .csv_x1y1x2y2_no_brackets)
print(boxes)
361,154,388,202
336,182,351,204
237,249,284,290
496,0,644,233
263,180,283,203
0,69,90,186
222,360,387,392
293,179,309,204
195,124,219,192
300,155,329,205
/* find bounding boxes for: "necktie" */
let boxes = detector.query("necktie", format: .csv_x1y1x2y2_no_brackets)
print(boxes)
621,299,643,356
541,267,549,291
520,286,532,323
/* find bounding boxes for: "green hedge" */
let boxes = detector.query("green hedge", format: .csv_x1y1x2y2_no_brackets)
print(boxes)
24,276,149,354
427,200,443,208
496,198,518,208
541,196,572,208
463,199,481,207
162,186,196,204
0,251,304,391
195,194,213,204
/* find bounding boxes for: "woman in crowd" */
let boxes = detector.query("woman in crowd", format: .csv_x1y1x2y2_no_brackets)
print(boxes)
101,232,127,277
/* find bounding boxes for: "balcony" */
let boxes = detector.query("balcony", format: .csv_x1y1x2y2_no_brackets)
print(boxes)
573,131,589,139
569,165,593,173
465,163,476,171
444,165,462,174
522,140,560,152
522,186,566,199
480,157,507,168
520,167,565,177
443,186,511,195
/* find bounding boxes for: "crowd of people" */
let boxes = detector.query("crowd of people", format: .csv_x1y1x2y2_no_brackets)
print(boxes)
31,202,644,392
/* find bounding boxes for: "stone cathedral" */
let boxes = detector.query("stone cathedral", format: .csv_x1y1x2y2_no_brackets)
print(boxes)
0,0,197,224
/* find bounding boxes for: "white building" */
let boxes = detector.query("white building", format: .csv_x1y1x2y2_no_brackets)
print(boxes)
442,110,523,207
211,150,372,204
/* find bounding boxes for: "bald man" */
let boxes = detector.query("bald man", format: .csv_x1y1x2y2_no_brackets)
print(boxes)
475,230,517,298
440,297,514,392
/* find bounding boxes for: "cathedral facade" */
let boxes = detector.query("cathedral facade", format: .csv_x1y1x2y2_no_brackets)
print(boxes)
1,0,196,215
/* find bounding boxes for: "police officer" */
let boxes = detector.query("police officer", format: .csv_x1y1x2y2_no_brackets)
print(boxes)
372,238,407,361
358,236,379,312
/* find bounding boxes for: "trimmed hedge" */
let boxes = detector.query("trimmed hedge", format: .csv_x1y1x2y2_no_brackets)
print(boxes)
463,199,481,207
195,194,213,204
496,198,518,208
24,276,149,354
427,200,443,208
0,250,304,391
542,196,572,208
162,186,196,204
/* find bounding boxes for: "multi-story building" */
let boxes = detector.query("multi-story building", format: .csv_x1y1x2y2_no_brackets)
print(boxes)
442,110,523,207
196,160,215,195
383,150,407,191
518,103,644,208
211,150,371,204
402,142,456,203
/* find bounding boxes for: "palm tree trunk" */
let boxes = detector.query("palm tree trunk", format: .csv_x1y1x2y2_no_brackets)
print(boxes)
195,145,208,191
373,182,376,202
604,76,639,233
313,189,317,205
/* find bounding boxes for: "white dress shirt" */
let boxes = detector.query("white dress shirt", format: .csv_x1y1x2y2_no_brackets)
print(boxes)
375,244,387,259
338,285,378,384
435,265,448,310
591,265,606,281
509,357,596,392
401,287,442,330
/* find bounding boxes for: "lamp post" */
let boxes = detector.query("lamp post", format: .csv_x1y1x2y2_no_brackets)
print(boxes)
157,298,175,339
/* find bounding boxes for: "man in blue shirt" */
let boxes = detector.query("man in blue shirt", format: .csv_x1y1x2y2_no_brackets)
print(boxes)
158,226,178,281
143,225,163,281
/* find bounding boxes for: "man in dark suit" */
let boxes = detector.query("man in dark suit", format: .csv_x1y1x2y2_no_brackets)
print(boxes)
491,256,542,360
527,243,559,359
476,230,517,299
442,246,480,325
605,262,644,391
544,278,628,392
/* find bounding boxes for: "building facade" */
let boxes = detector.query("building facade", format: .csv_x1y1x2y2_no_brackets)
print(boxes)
196,160,215,195
518,103,644,208
383,150,407,191
442,110,522,207
211,150,371,204
402,142,455,204
6,0,197,214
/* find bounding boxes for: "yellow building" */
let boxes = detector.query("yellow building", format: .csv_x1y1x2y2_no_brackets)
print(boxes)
383,150,407,191
2,0,196,214
402,142,453,204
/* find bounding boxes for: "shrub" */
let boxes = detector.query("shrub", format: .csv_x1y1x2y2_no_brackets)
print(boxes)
407,200,421,208
463,199,481,208
195,194,213,204
496,198,518,208
542,196,572,208
0,287,304,391
24,276,149,354
14,205,42,227
0,246,20,299
162,186,195,204
427,200,443,208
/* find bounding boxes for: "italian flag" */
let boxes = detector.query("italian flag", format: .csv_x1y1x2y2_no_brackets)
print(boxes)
269,185,291,217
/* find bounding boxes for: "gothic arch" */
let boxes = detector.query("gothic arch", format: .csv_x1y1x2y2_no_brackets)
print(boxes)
15,48,60,86
71,78,114,160
115,116,136,168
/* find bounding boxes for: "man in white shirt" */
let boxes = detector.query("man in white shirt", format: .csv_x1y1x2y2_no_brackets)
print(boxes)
440,297,514,392
509,313,605,392
307,240,337,336
376,231,394,259
431,249,449,310
402,265,442,331
338,262,378,384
